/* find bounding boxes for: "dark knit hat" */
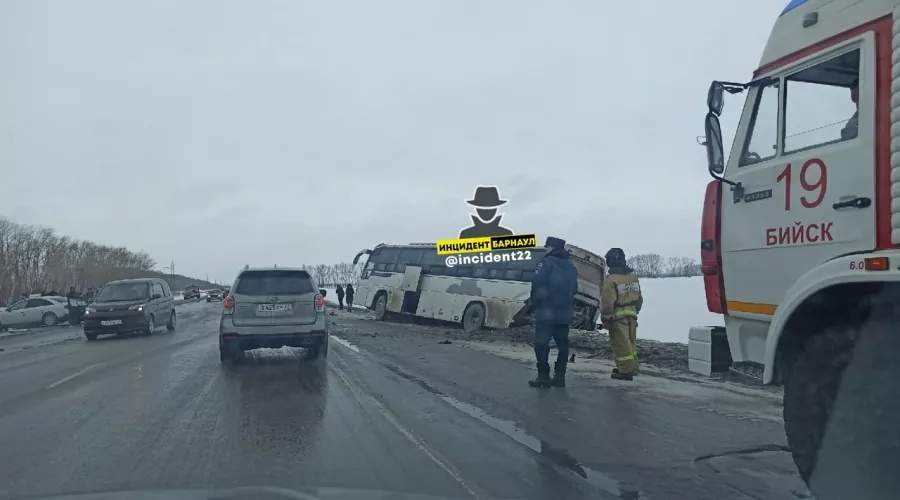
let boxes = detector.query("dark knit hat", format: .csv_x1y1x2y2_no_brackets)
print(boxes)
545,236,566,250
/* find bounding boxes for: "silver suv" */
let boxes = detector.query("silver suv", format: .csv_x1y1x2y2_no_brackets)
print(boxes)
219,267,328,363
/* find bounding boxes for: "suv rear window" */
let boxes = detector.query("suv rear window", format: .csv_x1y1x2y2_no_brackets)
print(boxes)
235,270,315,296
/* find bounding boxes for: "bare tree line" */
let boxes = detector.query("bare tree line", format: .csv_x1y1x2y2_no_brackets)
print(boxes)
0,218,156,306
301,254,700,286
626,254,701,278
301,262,365,288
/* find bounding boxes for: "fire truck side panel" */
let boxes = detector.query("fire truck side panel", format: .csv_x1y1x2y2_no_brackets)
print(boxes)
762,250,900,383
720,31,878,329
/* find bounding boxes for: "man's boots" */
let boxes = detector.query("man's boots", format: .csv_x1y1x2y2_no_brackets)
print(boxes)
551,361,566,387
528,363,552,388
611,370,634,381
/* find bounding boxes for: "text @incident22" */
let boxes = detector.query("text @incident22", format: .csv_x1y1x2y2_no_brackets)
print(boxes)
445,251,532,268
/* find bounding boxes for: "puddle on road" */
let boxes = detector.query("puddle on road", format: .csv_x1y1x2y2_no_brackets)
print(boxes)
382,363,642,499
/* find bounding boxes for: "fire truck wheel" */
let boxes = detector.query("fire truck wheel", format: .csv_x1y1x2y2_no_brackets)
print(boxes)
783,324,857,486
784,314,900,497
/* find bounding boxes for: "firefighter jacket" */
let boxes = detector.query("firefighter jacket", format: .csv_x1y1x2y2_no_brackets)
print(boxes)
600,266,643,324
529,248,578,325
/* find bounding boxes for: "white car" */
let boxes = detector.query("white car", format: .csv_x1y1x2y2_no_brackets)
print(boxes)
0,296,70,330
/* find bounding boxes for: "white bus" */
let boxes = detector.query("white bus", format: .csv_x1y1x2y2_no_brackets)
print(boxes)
351,243,606,331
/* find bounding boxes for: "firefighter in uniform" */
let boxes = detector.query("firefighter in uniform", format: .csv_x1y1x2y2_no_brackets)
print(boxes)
600,248,643,381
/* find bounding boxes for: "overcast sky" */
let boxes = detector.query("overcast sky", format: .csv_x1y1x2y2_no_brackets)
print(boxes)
1,1,787,283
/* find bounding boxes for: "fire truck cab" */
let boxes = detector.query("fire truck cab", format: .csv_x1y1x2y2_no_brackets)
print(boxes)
692,0,900,494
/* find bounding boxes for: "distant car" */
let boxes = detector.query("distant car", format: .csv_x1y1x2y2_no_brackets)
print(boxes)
219,267,328,364
206,289,223,302
0,296,70,330
183,285,201,300
83,278,176,340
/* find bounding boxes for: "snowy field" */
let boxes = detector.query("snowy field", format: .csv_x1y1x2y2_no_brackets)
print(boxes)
322,276,722,344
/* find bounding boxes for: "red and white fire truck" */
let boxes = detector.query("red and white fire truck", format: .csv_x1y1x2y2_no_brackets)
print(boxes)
691,0,900,493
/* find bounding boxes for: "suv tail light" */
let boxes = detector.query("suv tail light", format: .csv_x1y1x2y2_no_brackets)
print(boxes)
314,294,325,312
223,295,235,314
701,180,726,314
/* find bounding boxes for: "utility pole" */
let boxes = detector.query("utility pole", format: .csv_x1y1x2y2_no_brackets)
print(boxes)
163,261,175,290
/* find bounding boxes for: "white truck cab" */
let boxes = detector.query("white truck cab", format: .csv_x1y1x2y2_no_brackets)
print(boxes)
691,0,900,495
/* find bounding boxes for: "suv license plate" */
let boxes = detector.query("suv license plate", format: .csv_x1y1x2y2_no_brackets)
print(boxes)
101,320,122,326
257,304,292,314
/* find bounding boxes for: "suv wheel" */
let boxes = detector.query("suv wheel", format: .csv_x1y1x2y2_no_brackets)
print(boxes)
166,310,176,330
85,333,98,341
306,340,328,361
144,315,155,336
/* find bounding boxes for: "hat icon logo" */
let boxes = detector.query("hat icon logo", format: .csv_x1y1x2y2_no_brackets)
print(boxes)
459,186,515,239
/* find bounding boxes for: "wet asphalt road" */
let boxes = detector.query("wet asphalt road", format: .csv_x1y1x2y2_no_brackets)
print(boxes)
0,301,809,500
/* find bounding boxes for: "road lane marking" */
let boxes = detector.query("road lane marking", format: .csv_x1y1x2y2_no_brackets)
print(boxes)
329,361,485,500
46,363,102,389
330,335,359,353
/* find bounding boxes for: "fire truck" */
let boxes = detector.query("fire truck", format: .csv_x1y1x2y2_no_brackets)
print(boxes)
690,0,899,494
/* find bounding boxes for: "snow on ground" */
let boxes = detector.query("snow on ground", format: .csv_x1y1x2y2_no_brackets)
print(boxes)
323,276,721,344
636,277,723,343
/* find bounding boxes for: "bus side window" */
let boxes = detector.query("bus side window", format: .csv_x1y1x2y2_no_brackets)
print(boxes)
487,268,503,279
420,250,442,269
521,270,535,281
396,263,407,272
504,269,521,280
431,266,445,276
399,248,424,266
421,265,432,275
473,267,489,278
457,267,474,278
375,263,386,271
444,266,459,277
507,252,539,271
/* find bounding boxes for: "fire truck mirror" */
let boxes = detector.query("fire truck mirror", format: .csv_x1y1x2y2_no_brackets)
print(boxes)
704,113,725,174
707,81,725,116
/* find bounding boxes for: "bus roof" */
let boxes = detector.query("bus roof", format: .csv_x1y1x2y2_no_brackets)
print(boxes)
368,242,606,267
756,0,897,76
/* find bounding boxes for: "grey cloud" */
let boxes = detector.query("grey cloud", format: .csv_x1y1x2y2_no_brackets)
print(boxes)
1,0,788,283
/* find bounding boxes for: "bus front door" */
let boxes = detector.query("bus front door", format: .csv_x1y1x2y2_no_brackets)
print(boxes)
391,265,422,314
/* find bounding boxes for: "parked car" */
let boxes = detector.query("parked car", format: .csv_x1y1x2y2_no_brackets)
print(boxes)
82,278,176,340
219,267,328,364
0,296,70,330
206,289,223,302
183,285,201,300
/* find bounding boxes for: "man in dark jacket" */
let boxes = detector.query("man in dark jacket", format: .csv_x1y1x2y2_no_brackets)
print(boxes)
528,236,579,388
335,285,345,311
66,287,80,308
345,284,355,312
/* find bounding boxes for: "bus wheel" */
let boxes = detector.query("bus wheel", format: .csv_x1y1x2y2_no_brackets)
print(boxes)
373,293,387,321
462,302,485,332
783,323,857,487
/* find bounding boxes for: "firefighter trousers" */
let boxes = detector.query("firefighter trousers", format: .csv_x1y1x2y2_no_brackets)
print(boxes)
609,317,638,374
